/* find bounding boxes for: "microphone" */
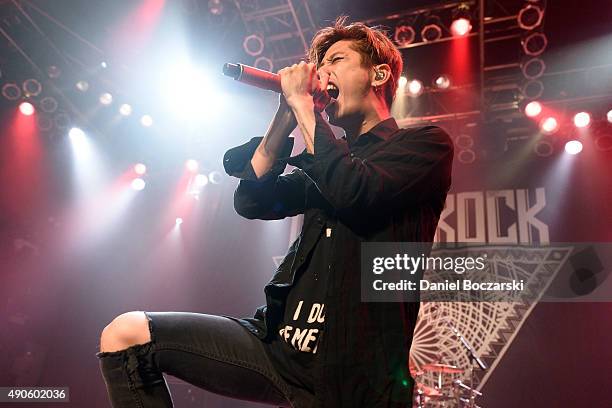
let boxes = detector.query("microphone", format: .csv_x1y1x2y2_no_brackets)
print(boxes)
223,63,282,93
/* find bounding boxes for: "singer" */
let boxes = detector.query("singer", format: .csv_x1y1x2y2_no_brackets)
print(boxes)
96,17,453,408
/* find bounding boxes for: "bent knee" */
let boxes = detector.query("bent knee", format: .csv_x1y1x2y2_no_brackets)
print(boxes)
100,311,151,353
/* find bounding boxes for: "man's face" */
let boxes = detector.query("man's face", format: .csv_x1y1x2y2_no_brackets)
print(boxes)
318,40,374,127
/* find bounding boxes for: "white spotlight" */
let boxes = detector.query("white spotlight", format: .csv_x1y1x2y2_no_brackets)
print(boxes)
186,159,199,172
131,178,146,191
175,217,184,225
134,163,147,175
407,79,423,97
524,101,542,117
398,76,408,88
161,62,225,121
607,109,612,123
68,127,91,160
195,174,209,187
76,80,89,92
434,75,451,90
564,140,583,155
99,93,113,105
119,104,133,116
69,127,86,141
140,115,153,127
573,112,591,128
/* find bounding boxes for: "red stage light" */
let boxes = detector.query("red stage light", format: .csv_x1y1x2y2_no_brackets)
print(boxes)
524,101,542,117
19,102,35,116
451,18,472,37
540,117,559,135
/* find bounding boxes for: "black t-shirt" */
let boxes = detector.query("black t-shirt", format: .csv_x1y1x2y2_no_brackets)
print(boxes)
265,222,334,392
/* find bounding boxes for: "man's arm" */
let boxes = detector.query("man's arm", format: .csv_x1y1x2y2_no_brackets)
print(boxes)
223,97,307,220
285,115,454,215
250,97,298,178
287,118,454,213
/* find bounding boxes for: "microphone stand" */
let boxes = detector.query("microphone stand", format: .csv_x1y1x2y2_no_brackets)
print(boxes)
444,320,486,408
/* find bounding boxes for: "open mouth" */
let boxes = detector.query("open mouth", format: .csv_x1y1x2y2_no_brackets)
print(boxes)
326,82,340,99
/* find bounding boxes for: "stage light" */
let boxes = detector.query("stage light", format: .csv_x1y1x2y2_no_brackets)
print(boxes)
518,4,544,30
254,56,274,72
55,113,70,130
209,171,223,184
195,174,209,187
175,217,184,225
451,18,472,37
421,24,442,42
394,24,415,46
573,112,591,128
68,127,96,161
131,178,146,191
522,32,548,56
99,92,113,105
37,115,53,131
457,149,476,164
565,140,583,155
23,79,42,97
119,104,133,116
608,109,612,123
101,61,108,69
243,34,264,57
521,80,544,100
134,163,147,175
398,76,408,88
140,115,153,127
524,101,542,117
208,0,223,15
186,159,199,172
455,134,474,149
69,127,86,141
434,75,451,89
534,139,554,157
521,58,546,79
19,101,35,116
162,62,226,121
540,117,559,135
76,80,89,92
47,65,61,79
407,79,423,97
2,83,22,100
40,97,58,113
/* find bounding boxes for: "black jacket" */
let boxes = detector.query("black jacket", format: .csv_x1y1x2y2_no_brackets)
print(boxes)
223,114,453,407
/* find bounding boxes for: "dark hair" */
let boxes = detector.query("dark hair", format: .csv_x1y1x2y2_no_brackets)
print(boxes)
308,16,403,109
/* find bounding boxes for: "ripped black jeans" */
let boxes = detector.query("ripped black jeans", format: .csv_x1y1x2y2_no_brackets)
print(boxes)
96,312,309,407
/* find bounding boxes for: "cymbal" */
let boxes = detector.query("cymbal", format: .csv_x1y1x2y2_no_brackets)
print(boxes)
421,363,464,374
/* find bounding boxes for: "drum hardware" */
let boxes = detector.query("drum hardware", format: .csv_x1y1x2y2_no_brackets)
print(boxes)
443,319,487,408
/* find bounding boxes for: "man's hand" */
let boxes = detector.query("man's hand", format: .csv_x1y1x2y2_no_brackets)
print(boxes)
279,61,331,113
